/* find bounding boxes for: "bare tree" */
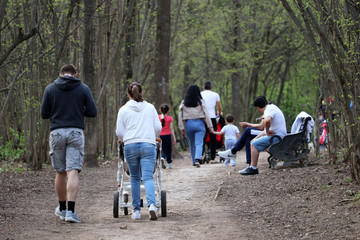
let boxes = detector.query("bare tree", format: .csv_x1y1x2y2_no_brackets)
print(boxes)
83,0,98,167
149,0,171,107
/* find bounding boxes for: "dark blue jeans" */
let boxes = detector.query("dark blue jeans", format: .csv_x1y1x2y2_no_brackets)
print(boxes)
233,127,262,164
160,134,172,163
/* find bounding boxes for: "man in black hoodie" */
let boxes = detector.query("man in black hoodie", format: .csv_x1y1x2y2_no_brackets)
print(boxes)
41,64,97,223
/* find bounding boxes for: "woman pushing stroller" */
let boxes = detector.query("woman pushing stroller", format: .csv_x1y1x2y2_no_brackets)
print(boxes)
115,82,162,220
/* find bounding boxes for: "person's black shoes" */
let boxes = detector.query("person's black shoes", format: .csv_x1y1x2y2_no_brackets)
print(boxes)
239,167,259,175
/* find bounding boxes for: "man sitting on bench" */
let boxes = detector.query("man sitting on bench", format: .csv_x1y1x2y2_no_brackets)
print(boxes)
218,119,264,166
220,96,287,175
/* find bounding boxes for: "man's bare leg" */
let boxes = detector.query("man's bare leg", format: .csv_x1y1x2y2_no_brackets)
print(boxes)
55,172,67,201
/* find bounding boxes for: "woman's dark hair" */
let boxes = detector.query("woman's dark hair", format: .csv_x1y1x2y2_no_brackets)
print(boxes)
127,82,143,102
160,104,170,127
184,84,202,107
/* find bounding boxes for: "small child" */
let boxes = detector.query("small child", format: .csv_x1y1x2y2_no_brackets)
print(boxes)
159,104,176,169
214,114,240,166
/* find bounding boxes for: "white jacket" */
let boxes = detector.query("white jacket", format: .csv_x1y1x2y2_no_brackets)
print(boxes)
116,100,162,145
290,111,314,141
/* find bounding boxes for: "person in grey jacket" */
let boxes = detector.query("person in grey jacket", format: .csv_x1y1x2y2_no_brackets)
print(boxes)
178,84,213,167
41,64,97,223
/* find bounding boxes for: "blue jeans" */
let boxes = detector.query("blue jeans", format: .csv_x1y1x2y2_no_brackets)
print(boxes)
124,142,156,211
185,119,206,165
252,135,280,152
225,139,236,165
233,127,262,164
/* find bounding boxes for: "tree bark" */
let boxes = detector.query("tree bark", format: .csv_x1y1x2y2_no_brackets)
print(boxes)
150,0,171,107
231,0,242,123
83,0,99,168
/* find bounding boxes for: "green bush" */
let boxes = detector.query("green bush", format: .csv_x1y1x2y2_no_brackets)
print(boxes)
0,128,26,161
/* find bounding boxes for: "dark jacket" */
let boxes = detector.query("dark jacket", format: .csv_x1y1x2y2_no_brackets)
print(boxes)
41,75,97,130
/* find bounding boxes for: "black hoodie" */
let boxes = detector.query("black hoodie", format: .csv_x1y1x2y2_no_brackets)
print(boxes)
41,75,97,130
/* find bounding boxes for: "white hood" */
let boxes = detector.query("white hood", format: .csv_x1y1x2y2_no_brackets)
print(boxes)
115,99,162,145
124,100,147,112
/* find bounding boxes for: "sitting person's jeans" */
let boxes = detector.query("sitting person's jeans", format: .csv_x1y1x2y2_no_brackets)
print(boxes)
232,127,262,164
252,135,280,152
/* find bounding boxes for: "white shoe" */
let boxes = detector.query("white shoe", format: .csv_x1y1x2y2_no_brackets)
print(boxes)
218,149,236,159
55,206,66,221
65,210,81,223
131,210,141,220
148,204,158,220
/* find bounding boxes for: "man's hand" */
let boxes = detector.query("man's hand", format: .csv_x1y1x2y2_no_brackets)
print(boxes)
239,122,250,128
267,130,275,136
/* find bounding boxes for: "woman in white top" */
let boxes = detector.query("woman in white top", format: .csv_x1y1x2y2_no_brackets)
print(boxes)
115,82,162,220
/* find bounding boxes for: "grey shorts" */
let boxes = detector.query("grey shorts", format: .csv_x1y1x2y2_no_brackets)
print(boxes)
49,128,85,172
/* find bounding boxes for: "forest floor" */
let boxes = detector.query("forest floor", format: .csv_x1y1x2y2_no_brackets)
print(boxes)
1,149,360,240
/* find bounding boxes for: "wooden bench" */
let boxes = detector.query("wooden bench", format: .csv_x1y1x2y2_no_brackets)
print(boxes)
267,117,312,169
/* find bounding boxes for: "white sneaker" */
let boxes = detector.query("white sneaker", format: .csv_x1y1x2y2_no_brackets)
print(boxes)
148,204,158,220
131,210,141,220
218,149,236,159
167,163,172,169
65,210,81,223
55,206,66,221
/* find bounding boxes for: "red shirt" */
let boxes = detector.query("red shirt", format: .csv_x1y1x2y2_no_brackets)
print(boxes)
159,115,173,136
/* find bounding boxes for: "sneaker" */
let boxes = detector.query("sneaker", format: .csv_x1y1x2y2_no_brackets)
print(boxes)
167,163,172,169
195,161,200,168
65,210,81,223
239,166,259,175
218,149,236,159
55,206,66,221
148,204,158,220
131,210,141,220
161,157,166,169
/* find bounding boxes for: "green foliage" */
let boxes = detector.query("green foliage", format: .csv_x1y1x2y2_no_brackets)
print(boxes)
0,129,27,174
0,128,26,161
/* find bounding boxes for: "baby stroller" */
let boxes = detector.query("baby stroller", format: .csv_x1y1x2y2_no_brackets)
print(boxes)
201,115,226,164
113,138,167,218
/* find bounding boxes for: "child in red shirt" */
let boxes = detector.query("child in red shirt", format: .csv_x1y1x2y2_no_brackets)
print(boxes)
159,104,176,169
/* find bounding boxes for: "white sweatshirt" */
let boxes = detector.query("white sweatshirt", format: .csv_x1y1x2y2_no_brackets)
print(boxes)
116,100,162,145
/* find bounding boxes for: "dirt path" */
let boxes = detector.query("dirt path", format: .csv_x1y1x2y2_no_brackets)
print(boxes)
1,152,246,240
1,150,360,240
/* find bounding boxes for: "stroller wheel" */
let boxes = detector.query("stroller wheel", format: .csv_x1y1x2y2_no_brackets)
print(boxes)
113,191,119,218
161,190,167,217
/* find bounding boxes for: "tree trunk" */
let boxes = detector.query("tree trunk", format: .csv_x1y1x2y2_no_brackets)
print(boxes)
231,0,242,123
150,0,171,107
83,0,99,168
